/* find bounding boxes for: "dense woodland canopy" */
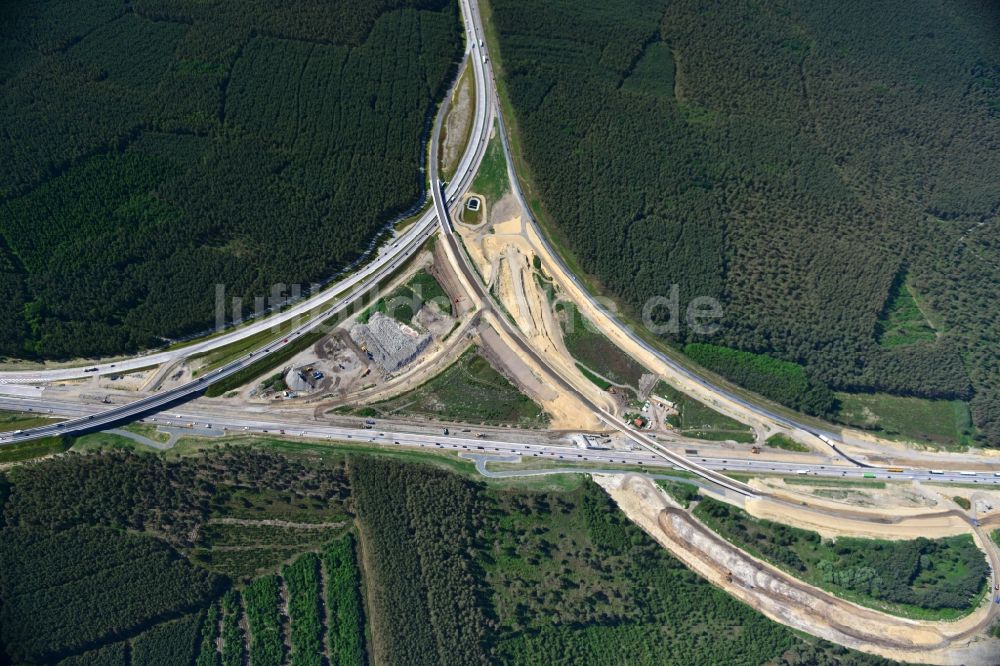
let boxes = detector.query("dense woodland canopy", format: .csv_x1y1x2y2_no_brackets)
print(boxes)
0,447,900,664
0,0,461,359
488,0,1000,443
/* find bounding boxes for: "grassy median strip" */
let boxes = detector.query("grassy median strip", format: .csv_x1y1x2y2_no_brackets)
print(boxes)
656,479,700,508
575,363,611,390
204,327,328,397
0,436,72,463
0,410,63,433
654,381,755,443
781,477,885,489
205,236,437,397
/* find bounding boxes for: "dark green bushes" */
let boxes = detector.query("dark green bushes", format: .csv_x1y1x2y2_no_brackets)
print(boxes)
195,603,222,666
684,343,836,416
220,591,244,666
284,554,323,666
130,612,204,666
0,526,220,663
323,535,366,666
243,575,284,666
489,0,1000,443
695,497,988,615
350,457,490,665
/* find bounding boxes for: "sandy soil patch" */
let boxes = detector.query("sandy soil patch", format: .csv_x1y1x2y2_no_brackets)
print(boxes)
479,321,599,430
456,193,618,426
597,474,999,665
746,496,970,540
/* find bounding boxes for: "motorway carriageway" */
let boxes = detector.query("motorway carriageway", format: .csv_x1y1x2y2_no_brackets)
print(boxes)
45,406,1000,487
3,389,998,488
435,5,753,499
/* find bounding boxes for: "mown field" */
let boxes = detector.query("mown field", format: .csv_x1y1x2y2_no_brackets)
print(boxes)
834,393,975,448
652,381,755,444
557,301,648,389
0,409,62,432
0,0,462,361
469,119,510,208
360,345,548,426
486,0,1000,445
0,438,902,664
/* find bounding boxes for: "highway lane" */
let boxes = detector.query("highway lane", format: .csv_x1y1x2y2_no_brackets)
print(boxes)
6,0,996,496
6,393,998,486
430,0,756,496
0,4,494,442
0,0,875,466
0,217,436,384
436,0,755,498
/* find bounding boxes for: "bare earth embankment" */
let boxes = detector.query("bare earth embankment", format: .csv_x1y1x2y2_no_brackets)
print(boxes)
597,474,1000,665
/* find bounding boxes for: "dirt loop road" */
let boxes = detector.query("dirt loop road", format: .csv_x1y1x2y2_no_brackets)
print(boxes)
598,474,1000,665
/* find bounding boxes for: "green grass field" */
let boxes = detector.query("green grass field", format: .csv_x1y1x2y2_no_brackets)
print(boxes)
558,301,648,388
352,346,547,427
192,323,294,377
120,423,171,443
470,120,509,207
0,410,62,432
835,392,974,448
765,433,809,452
782,477,886,489
70,431,152,453
653,382,755,443
656,479,699,508
575,363,611,390
877,282,937,347
0,435,72,463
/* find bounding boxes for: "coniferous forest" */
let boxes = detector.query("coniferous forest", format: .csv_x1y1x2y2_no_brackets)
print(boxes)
0,0,461,359
487,0,1000,444
0,445,900,665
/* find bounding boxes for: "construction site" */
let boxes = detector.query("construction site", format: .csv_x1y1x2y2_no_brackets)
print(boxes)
9,132,1000,666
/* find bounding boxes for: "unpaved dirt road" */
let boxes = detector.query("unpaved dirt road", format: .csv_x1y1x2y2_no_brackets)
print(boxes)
598,474,1000,665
